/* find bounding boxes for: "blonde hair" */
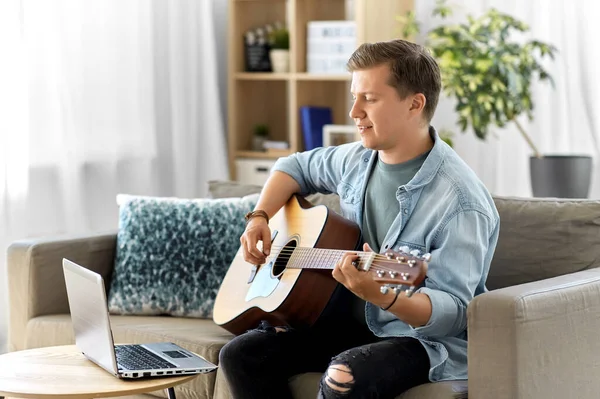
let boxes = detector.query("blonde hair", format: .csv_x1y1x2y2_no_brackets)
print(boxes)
347,39,441,123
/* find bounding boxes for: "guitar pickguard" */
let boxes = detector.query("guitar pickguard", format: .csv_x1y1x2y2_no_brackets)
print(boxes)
247,230,279,284
245,261,280,301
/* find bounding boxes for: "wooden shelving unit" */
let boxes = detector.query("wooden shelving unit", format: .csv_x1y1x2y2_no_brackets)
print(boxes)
227,0,414,180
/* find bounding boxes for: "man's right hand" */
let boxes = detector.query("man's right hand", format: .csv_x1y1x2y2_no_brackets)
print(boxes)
240,217,272,266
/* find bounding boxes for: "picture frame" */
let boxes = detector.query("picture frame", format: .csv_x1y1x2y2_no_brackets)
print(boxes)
322,124,357,147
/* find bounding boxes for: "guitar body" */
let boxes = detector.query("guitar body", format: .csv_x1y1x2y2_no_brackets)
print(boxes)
213,196,361,335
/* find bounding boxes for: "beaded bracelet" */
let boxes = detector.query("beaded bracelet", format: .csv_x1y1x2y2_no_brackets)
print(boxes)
380,291,400,311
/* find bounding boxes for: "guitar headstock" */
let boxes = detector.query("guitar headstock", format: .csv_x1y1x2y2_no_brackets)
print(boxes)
368,248,429,297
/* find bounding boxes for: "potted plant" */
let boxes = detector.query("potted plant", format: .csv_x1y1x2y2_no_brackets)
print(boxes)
251,123,269,151
268,26,290,73
398,1,593,198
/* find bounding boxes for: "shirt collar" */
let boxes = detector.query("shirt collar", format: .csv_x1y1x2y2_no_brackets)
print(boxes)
404,126,447,191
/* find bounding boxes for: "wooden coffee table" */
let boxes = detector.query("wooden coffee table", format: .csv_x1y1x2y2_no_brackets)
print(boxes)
0,345,201,398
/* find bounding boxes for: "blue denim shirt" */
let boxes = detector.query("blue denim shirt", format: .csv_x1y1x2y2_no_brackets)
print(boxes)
271,128,500,382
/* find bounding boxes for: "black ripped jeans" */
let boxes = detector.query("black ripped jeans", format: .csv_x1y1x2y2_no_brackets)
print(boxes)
218,320,430,399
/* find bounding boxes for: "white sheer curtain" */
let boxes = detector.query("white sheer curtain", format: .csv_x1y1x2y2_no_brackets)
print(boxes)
417,0,600,198
0,0,228,352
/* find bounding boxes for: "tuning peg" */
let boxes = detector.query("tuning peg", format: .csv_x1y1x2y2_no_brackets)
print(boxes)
421,253,432,262
409,249,420,257
380,285,390,295
398,245,410,253
405,286,415,298
392,285,401,294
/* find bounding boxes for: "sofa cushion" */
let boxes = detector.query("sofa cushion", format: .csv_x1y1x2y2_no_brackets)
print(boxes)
26,314,76,349
107,194,258,319
288,372,467,398
488,196,600,290
207,180,263,198
26,314,233,399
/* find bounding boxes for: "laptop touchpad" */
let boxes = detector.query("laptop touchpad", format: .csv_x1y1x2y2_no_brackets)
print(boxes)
162,350,190,358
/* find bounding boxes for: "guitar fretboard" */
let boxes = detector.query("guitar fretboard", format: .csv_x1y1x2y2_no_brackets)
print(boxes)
281,247,369,270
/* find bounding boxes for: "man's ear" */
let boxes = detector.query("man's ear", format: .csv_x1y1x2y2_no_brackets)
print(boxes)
409,93,426,114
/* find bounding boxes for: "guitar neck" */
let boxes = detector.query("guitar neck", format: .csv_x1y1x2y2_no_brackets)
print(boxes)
283,247,371,270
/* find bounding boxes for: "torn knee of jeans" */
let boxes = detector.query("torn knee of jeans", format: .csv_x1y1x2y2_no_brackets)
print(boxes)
323,360,354,394
252,320,291,333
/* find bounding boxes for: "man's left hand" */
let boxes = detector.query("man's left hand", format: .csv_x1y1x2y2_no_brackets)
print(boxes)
332,243,384,303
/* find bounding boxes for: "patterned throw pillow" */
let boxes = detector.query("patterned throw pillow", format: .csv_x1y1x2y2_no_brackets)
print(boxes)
107,193,259,318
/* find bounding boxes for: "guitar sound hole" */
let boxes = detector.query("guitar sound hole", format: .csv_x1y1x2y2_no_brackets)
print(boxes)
272,239,298,277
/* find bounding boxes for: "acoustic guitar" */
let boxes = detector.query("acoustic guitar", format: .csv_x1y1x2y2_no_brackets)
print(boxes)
213,195,429,335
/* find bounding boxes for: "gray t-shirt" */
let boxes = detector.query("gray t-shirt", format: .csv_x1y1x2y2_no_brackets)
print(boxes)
353,151,429,324
362,152,429,253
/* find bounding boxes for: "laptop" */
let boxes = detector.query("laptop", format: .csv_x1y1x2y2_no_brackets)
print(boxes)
63,258,218,379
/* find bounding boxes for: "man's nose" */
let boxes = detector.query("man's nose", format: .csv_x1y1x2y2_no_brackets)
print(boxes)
349,101,364,120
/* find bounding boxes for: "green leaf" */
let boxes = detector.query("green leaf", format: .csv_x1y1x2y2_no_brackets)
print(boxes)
475,59,493,71
459,117,468,132
433,0,453,18
495,97,504,111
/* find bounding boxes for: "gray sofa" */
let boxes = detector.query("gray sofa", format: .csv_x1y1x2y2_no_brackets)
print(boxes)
7,181,600,399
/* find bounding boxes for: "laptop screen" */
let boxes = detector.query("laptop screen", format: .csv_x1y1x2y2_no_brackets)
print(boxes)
63,259,120,376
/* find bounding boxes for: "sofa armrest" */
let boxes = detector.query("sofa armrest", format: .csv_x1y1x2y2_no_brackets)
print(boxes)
468,269,600,399
7,232,117,351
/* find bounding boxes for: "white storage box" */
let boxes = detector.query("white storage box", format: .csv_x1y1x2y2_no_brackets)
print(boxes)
307,21,357,74
235,158,277,186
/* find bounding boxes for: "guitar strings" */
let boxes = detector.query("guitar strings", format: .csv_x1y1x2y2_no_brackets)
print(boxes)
264,245,424,269
256,244,426,276
262,244,425,263
263,244,423,257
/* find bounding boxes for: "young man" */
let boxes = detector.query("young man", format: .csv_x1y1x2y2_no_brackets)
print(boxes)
219,39,499,398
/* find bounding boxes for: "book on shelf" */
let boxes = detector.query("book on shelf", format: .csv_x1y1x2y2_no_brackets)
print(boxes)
299,106,333,151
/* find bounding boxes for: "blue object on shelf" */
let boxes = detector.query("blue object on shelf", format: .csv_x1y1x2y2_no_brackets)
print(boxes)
300,106,332,151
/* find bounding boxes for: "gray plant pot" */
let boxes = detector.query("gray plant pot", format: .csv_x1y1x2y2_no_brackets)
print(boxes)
530,155,593,198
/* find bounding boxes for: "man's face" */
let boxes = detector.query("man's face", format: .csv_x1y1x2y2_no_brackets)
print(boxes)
349,64,420,152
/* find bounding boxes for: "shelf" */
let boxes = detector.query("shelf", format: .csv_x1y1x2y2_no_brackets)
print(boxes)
235,72,291,81
236,150,291,159
297,80,351,126
295,73,351,81
228,0,414,180
232,80,288,155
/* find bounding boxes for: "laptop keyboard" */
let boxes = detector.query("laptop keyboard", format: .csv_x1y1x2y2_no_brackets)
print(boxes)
115,345,178,370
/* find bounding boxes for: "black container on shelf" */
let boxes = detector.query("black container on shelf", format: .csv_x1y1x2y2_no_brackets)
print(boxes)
244,42,272,72
244,27,272,72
